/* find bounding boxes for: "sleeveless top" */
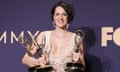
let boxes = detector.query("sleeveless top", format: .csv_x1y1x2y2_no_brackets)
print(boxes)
43,31,77,72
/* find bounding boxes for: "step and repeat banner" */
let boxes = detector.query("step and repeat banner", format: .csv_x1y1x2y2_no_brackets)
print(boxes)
0,0,120,72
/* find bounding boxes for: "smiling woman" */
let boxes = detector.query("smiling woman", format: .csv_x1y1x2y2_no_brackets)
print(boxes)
22,0,85,72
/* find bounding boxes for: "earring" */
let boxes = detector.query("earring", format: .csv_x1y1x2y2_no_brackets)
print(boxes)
66,24,69,29
52,21,56,28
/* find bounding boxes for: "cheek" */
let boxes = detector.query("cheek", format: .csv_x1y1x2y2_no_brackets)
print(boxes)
64,17,68,23
53,15,58,20
53,16,58,24
53,16,57,22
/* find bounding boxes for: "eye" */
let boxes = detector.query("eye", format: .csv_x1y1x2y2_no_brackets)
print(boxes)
63,13,68,16
55,13,60,16
54,13,68,17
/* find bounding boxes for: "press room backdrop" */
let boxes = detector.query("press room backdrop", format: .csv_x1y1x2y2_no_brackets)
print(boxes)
0,0,120,72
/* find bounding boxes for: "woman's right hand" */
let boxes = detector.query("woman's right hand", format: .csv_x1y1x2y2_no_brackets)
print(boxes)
38,55,47,66
22,54,47,67
22,53,40,67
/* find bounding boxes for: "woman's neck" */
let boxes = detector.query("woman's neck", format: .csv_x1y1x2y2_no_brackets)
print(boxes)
53,28,68,37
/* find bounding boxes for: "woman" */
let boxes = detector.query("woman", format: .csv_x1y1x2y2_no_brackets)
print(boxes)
22,0,85,72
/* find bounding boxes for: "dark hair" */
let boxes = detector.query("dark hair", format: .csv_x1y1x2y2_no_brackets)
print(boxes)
51,0,75,23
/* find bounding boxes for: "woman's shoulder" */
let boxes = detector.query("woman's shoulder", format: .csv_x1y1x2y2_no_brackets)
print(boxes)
37,30,52,38
40,30,52,35
67,31,76,36
69,31,83,41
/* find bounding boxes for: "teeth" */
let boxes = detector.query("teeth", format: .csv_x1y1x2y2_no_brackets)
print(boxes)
59,20,64,23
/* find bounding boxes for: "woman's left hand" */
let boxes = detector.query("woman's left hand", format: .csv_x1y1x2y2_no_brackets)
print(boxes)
72,52,80,62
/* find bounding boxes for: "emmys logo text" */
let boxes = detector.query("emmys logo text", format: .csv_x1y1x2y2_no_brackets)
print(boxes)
0,31,40,44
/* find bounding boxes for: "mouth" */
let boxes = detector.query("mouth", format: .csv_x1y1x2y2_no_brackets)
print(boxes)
58,20,64,24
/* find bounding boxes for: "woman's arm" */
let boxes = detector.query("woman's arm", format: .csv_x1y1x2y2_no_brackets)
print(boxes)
79,40,85,67
22,31,46,67
73,35,85,67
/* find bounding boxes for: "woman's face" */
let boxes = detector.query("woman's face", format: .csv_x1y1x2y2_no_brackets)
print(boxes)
53,6,68,29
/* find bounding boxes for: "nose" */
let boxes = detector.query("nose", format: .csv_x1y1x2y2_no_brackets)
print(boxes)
59,14,64,20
